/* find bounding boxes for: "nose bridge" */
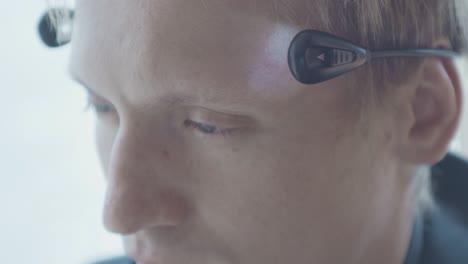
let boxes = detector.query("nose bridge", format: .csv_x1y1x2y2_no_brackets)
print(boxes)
103,122,188,235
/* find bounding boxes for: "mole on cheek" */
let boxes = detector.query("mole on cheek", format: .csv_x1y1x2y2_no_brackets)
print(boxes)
162,148,170,159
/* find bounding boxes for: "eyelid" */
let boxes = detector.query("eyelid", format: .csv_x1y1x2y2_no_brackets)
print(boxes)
183,119,246,139
185,107,255,128
70,74,104,99
87,94,112,106
85,94,117,113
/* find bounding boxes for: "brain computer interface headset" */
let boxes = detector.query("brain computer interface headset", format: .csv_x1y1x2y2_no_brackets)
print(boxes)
38,9,459,85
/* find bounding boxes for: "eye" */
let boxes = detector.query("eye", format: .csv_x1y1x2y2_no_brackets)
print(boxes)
183,120,234,137
83,97,117,116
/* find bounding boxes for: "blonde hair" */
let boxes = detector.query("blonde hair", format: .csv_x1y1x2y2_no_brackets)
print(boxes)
49,0,468,49
47,0,468,100
273,0,468,103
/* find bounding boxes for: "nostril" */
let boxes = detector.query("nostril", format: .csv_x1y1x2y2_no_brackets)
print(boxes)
102,188,141,235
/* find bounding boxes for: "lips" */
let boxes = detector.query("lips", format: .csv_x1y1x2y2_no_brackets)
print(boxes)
129,253,163,264
132,256,161,264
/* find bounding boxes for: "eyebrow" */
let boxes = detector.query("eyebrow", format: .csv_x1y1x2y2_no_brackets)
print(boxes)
67,70,236,110
68,71,103,98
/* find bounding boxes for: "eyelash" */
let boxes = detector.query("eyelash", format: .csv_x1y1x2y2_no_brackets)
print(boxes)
83,101,116,115
183,120,235,137
84,101,235,137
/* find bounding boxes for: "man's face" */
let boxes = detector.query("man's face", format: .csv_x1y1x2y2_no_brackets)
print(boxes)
69,1,410,263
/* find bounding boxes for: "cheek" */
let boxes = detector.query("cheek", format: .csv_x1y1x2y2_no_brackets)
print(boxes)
191,129,375,263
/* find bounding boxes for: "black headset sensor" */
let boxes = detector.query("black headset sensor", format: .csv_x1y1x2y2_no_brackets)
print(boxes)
288,29,458,84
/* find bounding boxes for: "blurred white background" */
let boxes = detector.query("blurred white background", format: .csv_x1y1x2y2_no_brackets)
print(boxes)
0,2,467,264
0,2,122,264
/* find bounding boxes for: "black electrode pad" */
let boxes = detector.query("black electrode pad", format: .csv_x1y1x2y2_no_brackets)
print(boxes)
38,9,74,48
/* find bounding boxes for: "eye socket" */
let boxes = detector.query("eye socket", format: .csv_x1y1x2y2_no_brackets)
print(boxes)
183,120,234,137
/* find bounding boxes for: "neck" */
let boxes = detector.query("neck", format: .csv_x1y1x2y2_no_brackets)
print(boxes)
357,175,417,264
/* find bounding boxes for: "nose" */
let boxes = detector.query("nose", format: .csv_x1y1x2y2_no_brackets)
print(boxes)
102,125,189,235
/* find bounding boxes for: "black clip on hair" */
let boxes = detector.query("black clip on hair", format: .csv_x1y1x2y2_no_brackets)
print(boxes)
38,9,74,48
288,30,458,85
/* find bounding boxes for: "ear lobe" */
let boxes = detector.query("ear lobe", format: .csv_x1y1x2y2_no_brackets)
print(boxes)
399,58,462,165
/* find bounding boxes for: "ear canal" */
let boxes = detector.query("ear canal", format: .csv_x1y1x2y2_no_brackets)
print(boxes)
411,88,438,132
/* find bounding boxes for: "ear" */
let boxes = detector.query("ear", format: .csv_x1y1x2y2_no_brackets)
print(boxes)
397,46,463,165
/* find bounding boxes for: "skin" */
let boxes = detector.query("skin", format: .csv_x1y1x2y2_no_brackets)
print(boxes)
68,0,461,263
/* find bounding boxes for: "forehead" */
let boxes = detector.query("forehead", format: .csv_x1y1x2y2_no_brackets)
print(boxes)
69,0,325,111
